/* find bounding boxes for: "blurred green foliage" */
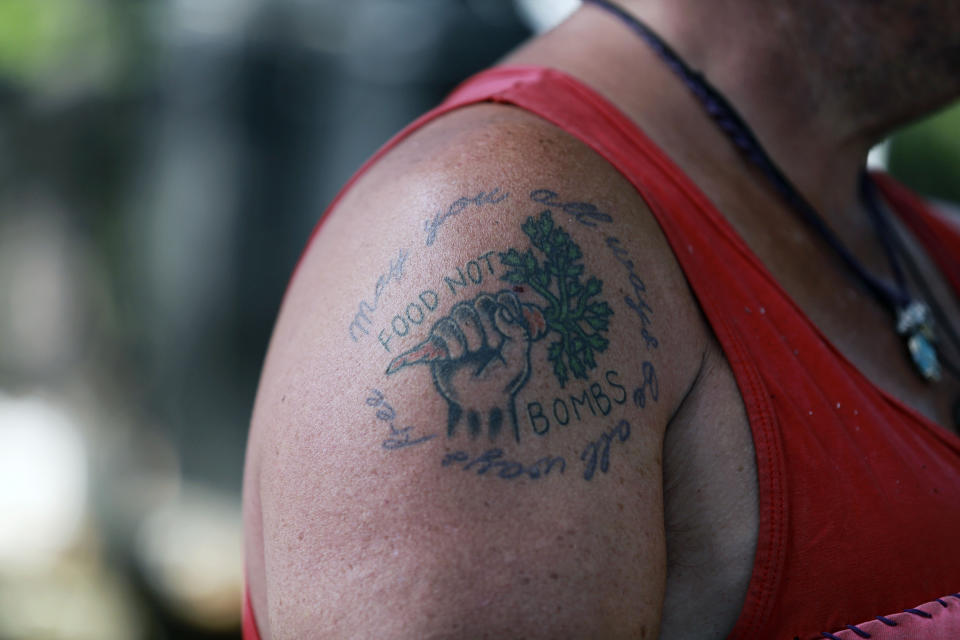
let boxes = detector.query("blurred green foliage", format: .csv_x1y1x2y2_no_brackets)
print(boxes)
0,0,147,93
889,101,960,204
0,0,91,77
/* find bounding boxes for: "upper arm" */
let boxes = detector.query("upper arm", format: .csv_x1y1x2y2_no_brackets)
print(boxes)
244,105,710,639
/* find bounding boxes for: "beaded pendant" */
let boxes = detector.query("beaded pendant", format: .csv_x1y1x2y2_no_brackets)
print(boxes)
897,301,941,382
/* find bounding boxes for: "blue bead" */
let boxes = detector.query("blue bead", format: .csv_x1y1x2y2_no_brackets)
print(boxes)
907,333,941,382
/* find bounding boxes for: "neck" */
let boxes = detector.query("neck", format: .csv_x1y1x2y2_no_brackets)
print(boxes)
609,0,879,217
509,0,960,222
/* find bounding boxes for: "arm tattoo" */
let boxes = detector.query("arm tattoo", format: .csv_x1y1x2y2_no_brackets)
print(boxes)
348,250,409,342
424,188,510,246
388,209,613,442
346,189,664,483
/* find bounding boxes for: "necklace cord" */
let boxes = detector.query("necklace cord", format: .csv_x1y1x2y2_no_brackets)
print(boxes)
859,175,910,295
582,0,910,308
582,0,959,383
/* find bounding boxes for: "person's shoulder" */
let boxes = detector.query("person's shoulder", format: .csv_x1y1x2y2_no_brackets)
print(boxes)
246,102,712,638
277,101,710,447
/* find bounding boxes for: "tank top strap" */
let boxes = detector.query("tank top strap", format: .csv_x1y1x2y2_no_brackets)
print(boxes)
436,65,792,637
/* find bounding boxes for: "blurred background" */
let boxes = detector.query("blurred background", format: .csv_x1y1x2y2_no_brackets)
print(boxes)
0,1,956,638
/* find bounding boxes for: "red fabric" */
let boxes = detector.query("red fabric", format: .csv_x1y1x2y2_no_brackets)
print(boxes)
242,582,260,640
243,66,960,640
824,594,960,639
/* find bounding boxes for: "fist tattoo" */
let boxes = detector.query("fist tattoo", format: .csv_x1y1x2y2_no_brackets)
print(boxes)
386,290,547,441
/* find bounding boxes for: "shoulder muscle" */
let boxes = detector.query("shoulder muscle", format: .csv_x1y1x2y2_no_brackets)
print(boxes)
245,104,709,639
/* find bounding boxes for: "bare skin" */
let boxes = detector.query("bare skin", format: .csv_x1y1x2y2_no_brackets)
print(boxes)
243,2,960,638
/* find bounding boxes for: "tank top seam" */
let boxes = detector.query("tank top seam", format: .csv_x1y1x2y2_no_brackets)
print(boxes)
707,312,787,638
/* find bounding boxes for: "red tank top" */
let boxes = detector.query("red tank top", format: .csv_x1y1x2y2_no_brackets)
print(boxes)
244,66,960,640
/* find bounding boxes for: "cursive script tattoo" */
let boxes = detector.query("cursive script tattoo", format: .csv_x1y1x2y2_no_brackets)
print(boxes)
442,448,566,480
632,361,659,409
581,419,631,481
349,250,409,342
424,188,510,246
605,237,659,350
365,388,437,450
530,189,613,228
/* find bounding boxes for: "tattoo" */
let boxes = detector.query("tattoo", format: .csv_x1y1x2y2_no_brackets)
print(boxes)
525,370,628,436
365,189,657,465
348,250,409,342
441,448,566,480
530,190,613,228
500,211,613,387
632,361,659,408
377,290,441,353
385,288,543,442
531,188,658,351
424,188,510,246
580,419,631,481
605,237,659,350
376,252,499,354
365,389,437,450
443,252,498,296
385,212,612,442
